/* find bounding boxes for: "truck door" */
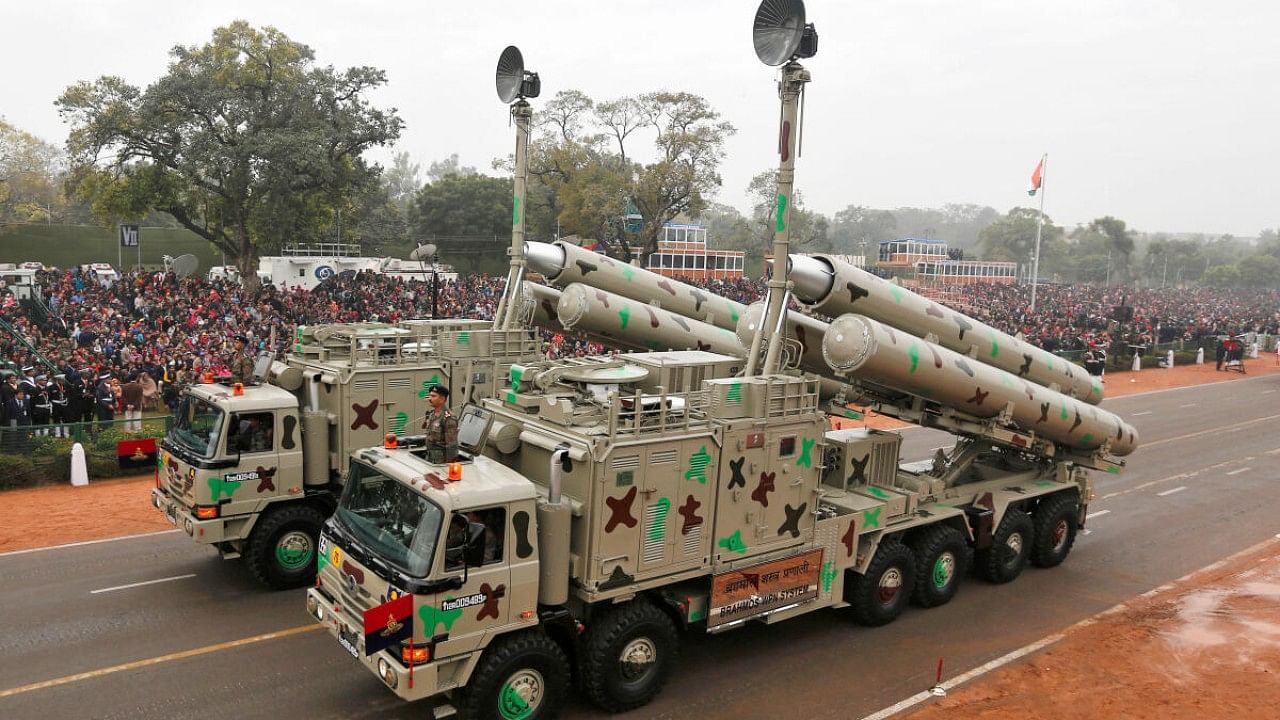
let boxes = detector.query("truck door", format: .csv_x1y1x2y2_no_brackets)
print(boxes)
224,410,280,510
347,375,383,450
380,373,415,436
425,505,513,659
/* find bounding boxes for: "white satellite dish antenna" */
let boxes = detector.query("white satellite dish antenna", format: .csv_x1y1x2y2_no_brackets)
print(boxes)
170,254,200,279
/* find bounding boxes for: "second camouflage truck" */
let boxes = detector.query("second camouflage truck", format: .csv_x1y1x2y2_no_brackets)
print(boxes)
306,345,1132,718
153,319,538,588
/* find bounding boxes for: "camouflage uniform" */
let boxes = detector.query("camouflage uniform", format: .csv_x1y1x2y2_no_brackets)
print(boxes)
424,407,458,463
231,353,256,384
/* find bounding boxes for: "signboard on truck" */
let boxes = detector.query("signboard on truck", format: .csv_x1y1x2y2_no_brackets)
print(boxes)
709,549,823,628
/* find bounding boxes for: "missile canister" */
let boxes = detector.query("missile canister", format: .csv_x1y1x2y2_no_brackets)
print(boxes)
527,241,747,331
525,283,565,331
557,283,745,356
789,254,1102,405
823,313,1137,455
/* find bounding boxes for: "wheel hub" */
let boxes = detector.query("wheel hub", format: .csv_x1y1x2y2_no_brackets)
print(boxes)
500,669,544,719
275,530,313,570
878,567,903,604
1005,531,1024,556
1051,519,1069,552
619,637,657,681
932,552,956,589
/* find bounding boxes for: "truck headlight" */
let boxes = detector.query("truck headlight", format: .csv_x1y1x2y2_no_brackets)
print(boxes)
377,658,398,689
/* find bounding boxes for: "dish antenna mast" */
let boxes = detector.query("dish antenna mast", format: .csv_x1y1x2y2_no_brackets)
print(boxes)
491,45,541,330
744,0,818,375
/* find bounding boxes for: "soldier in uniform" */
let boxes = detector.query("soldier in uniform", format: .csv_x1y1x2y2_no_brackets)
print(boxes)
230,335,256,384
31,375,52,436
49,375,69,438
422,384,458,463
95,371,116,427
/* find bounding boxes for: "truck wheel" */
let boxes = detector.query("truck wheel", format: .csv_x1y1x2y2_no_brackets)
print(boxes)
1030,493,1079,568
245,504,323,590
975,508,1034,583
581,598,680,713
847,540,915,626
456,629,569,720
909,524,970,608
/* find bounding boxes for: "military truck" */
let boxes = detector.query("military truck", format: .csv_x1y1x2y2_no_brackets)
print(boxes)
306,344,1135,718
152,319,538,588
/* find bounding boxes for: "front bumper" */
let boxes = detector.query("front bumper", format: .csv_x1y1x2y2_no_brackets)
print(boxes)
151,488,246,545
305,587,440,702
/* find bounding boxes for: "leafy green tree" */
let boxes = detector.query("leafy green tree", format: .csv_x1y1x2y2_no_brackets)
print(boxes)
57,22,402,293
831,205,898,256
0,119,67,223
1201,264,1241,288
1239,255,1280,289
409,173,513,259
978,207,1065,272
425,153,476,184
746,170,830,252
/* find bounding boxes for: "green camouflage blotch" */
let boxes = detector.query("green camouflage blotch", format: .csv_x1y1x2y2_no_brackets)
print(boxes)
1081,433,1093,444
1106,466,1121,474
389,411,409,435
718,530,748,555
867,486,890,500
507,366,523,404
622,266,635,282
457,332,470,345
728,302,740,323
843,410,863,420
417,374,442,398
1060,403,1069,421
908,342,920,374
648,497,671,542
420,601,464,635
618,304,631,329
889,285,904,303
209,476,241,501
775,193,788,232
685,446,712,483
512,196,521,226
796,438,815,468
990,333,1000,358
726,383,743,404
862,507,882,529
821,561,837,594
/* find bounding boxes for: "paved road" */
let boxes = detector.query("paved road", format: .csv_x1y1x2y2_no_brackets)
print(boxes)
2,375,1277,720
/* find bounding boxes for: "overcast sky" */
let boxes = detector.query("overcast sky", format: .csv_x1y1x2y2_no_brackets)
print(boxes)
6,0,1277,237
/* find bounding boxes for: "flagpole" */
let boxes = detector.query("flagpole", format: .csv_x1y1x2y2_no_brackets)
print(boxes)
1030,153,1047,314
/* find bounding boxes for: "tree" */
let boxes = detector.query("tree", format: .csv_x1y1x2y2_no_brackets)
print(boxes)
1239,254,1280,289
409,173,513,259
831,205,898,256
978,207,1065,272
57,22,403,293
747,170,829,252
1087,216,1135,280
1201,264,1241,288
0,119,66,223
425,153,476,184
384,152,423,211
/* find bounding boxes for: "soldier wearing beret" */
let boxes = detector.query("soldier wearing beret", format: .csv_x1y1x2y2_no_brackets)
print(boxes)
422,384,458,463
230,335,256,384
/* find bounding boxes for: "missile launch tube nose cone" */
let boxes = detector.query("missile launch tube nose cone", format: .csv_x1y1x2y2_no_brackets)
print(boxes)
524,241,566,278
735,302,766,349
555,283,591,329
789,254,836,304
823,314,878,371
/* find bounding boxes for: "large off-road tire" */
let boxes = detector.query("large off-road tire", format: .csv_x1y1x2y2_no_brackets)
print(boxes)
847,540,916,626
456,629,570,720
245,504,324,590
909,524,970,608
580,598,680,713
1030,492,1080,568
975,508,1034,583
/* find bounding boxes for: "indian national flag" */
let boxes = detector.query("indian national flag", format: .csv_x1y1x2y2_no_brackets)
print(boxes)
1027,156,1045,197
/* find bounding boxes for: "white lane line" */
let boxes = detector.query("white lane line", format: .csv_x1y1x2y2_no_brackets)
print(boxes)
1131,411,1153,417
1179,403,1198,408
1086,509,1111,519
1143,414,1280,448
1262,390,1277,395
1226,467,1251,476
1156,486,1187,497
90,574,196,595
0,529,181,558
857,534,1280,720
1266,448,1280,455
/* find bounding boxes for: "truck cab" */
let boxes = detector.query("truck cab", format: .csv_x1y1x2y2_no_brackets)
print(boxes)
154,380,322,588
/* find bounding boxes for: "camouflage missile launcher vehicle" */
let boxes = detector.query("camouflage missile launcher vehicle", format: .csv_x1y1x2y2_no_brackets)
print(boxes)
152,319,539,589
306,349,1106,718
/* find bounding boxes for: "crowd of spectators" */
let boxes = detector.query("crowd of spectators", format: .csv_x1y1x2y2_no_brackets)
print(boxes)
2,261,1278,431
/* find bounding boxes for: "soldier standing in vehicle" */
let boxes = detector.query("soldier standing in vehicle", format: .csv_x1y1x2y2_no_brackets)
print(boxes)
230,335,256,383
422,384,458,463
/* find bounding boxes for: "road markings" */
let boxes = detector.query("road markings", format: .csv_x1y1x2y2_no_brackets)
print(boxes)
858,534,1280,720
90,574,196,595
1131,411,1153,417
0,624,323,699
1266,448,1280,455
0,529,181,558
1226,467,1251,476
1178,403,1198,408
1156,486,1187,497
1142,413,1280,448
1086,509,1111,519
1262,390,1277,395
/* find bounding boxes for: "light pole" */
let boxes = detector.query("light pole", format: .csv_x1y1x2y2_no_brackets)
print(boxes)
410,242,439,318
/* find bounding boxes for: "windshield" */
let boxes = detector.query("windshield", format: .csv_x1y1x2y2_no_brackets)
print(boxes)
335,461,443,577
170,395,225,459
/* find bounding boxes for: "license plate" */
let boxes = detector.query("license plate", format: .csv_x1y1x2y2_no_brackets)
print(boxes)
165,503,178,526
338,625,360,658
